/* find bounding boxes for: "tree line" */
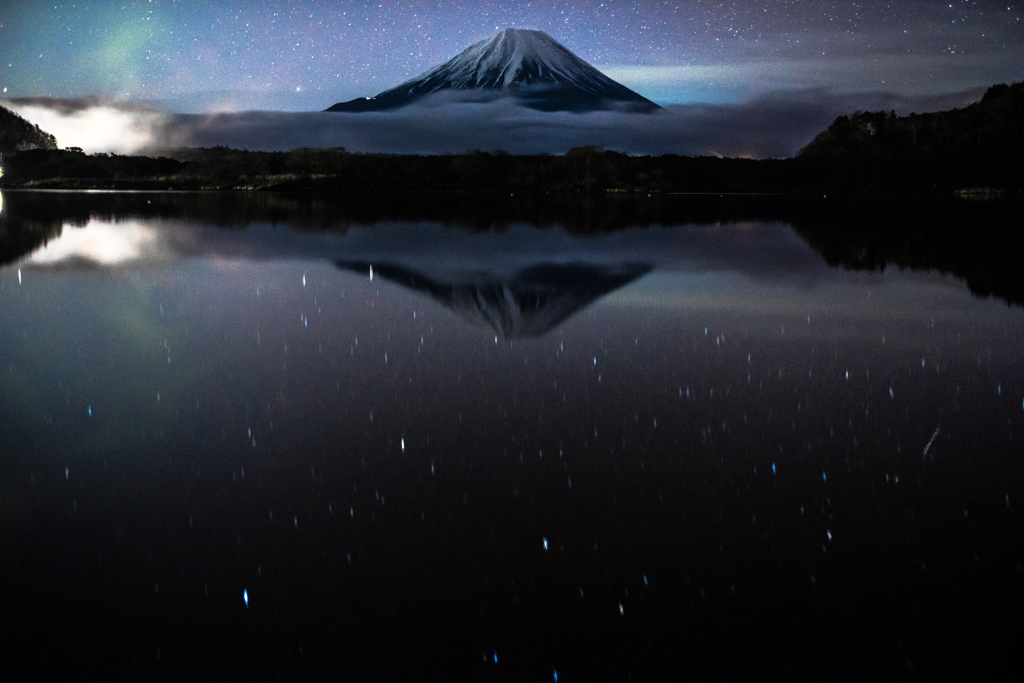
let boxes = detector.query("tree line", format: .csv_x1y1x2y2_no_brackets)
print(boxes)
0,144,798,193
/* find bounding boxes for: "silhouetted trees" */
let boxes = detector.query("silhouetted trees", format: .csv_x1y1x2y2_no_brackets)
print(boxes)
0,145,801,193
0,104,57,157
0,148,184,188
797,81,1023,192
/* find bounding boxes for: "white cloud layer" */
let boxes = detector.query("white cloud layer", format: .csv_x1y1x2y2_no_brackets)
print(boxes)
3,97,171,154
6,87,988,159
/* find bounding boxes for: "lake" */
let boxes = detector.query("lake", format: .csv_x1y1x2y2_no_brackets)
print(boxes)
1,190,1022,680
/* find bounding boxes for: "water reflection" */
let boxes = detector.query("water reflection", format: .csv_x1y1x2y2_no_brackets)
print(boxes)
23,219,163,267
0,190,1022,680
2,189,1021,305
337,261,651,338
793,214,1024,306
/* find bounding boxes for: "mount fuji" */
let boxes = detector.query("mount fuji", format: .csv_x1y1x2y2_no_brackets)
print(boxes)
326,28,660,113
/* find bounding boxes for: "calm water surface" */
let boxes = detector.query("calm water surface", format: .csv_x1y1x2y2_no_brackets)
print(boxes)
1,191,1022,680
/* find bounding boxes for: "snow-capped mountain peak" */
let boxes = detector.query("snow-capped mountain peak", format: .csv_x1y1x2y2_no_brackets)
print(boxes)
327,28,659,113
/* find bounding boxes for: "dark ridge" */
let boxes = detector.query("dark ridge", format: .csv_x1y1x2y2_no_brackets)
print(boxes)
0,103,58,156
797,80,1023,192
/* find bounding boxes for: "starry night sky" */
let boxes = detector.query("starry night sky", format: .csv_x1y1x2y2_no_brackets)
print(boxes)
1,0,1021,113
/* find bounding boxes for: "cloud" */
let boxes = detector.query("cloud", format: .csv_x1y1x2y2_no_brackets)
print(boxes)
3,96,171,154
603,52,1014,105
7,87,988,159
157,87,986,158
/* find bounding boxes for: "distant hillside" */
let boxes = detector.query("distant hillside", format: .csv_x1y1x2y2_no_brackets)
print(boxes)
0,104,58,156
797,81,1023,192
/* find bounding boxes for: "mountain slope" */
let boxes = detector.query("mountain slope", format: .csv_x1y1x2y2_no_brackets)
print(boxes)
327,28,659,113
796,81,1023,191
0,104,58,156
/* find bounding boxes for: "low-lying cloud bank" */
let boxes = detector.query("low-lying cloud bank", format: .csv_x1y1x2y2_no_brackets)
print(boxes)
5,87,986,158
2,96,172,155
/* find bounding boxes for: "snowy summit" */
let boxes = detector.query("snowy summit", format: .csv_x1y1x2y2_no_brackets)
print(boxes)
326,28,660,113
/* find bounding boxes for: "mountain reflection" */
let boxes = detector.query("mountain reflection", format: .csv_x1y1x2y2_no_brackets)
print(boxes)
337,261,651,337
1,190,1021,306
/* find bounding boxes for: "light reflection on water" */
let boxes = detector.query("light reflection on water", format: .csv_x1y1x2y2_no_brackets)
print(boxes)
0,191,1022,679
23,219,162,266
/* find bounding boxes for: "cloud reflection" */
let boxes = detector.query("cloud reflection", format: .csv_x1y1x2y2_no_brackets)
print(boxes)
24,219,163,267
